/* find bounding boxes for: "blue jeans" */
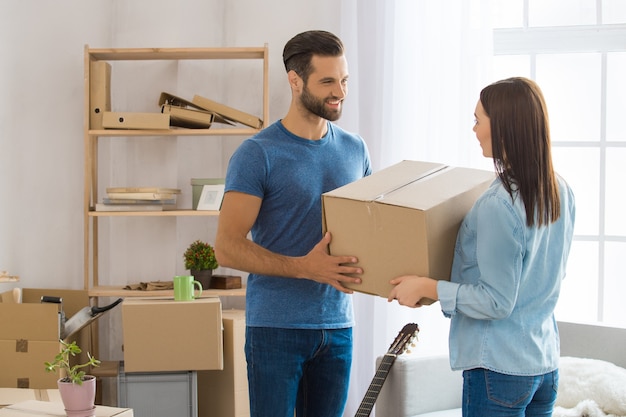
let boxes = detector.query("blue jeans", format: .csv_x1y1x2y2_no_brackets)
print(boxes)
462,368,559,417
245,326,352,417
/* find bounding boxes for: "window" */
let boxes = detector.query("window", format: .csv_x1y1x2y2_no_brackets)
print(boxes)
491,0,626,327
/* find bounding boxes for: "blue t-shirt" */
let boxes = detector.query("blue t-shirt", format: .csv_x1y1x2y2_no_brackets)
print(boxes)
225,120,371,329
437,175,576,375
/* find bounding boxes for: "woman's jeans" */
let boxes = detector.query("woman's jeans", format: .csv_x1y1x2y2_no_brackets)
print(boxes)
245,326,352,417
462,368,559,417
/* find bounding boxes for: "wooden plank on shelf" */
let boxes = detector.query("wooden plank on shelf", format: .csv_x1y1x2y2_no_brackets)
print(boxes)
88,127,258,136
88,209,219,217
88,285,245,298
88,46,267,61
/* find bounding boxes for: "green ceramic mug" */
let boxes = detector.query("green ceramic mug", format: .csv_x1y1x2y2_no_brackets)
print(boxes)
173,275,203,301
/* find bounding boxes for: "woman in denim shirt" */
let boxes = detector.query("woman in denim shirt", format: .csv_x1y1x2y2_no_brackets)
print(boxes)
388,77,576,417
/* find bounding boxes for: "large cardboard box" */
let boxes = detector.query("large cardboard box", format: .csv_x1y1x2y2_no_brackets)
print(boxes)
0,289,94,389
121,297,223,372
322,160,494,300
198,309,248,417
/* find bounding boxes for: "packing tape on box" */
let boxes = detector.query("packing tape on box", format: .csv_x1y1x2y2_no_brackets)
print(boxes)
373,166,450,201
15,339,28,353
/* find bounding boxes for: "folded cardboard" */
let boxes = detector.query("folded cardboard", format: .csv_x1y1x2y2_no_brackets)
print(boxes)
121,297,223,372
0,388,60,408
198,309,248,417
0,289,94,389
158,92,232,125
102,112,170,130
161,104,215,129
89,61,112,130
0,400,133,416
192,94,263,129
322,160,494,301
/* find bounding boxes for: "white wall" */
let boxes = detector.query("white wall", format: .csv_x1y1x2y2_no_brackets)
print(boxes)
0,0,345,356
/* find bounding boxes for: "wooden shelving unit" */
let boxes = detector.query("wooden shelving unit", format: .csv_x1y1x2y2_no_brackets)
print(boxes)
84,45,269,298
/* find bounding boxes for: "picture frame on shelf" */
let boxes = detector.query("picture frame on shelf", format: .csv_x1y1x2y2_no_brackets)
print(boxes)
197,184,225,211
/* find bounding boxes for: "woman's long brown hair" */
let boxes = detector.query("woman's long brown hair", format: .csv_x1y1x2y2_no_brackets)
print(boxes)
480,77,560,227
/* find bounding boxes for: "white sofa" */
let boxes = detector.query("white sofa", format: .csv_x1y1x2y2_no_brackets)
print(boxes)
375,354,462,417
375,321,626,417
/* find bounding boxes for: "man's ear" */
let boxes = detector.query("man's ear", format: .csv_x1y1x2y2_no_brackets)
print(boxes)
288,70,301,91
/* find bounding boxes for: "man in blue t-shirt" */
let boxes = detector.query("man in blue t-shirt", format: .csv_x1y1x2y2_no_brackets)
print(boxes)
215,30,371,417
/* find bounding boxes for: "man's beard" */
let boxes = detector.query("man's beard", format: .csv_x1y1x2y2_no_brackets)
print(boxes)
300,83,342,121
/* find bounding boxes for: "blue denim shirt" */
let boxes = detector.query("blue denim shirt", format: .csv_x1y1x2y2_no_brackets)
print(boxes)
437,176,575,376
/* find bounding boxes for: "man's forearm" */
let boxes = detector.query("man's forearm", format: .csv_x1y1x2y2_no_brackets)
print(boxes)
216,236,302,279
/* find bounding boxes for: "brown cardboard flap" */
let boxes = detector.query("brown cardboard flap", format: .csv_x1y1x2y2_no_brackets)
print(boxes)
0,304,58,341
20,288,90,317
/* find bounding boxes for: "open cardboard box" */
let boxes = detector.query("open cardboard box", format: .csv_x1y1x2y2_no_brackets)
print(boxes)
0,289,95,389
0,400,132,416
121,297,223,373
0,388,61,409
322,160,494,302
198,309,248,417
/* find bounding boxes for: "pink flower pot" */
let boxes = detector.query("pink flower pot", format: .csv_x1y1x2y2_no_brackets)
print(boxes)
57,376,96,417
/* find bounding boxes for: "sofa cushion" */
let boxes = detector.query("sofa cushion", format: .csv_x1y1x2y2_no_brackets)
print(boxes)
376,354,462,417
418,409,462,417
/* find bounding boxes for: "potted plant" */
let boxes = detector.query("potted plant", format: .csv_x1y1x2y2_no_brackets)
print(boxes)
184,240,218,289
44,339,100,415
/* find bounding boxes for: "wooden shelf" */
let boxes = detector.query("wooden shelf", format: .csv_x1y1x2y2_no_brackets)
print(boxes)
88,285,246,298
89,127,259,137
88,209,219,217
0,276,19,283
88,46,266,61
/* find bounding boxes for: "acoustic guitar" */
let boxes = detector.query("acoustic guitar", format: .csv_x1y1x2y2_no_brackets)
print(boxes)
354,322,420,417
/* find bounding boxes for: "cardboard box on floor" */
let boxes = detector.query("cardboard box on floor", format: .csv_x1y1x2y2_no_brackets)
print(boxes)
0,289,95,389
0,388,60,408
322,160,494,301
198,309,248,417
121,297,223,373
0,400,132,416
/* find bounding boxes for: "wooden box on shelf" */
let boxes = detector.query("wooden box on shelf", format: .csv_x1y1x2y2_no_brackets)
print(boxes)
210,275,242,290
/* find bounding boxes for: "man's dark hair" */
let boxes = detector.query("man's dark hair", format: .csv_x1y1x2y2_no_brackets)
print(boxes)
282,30,344,83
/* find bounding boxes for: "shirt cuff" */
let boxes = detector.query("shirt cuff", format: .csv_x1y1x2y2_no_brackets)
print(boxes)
437,280,459,318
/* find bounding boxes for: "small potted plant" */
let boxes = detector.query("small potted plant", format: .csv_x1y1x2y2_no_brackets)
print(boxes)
184,240,218,289
44,339,101,414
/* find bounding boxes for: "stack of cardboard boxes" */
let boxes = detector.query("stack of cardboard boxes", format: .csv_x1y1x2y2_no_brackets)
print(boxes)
0,289,95,390
119,298,248,417
0,289,135,415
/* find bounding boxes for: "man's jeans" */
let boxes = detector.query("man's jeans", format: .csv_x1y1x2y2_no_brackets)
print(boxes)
245,326,352,417
462,368,559,417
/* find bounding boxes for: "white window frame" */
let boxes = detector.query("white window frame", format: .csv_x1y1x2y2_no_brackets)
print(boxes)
493,9,626,324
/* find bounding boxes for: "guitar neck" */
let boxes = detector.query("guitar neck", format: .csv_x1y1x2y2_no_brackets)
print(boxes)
354,353,397,417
